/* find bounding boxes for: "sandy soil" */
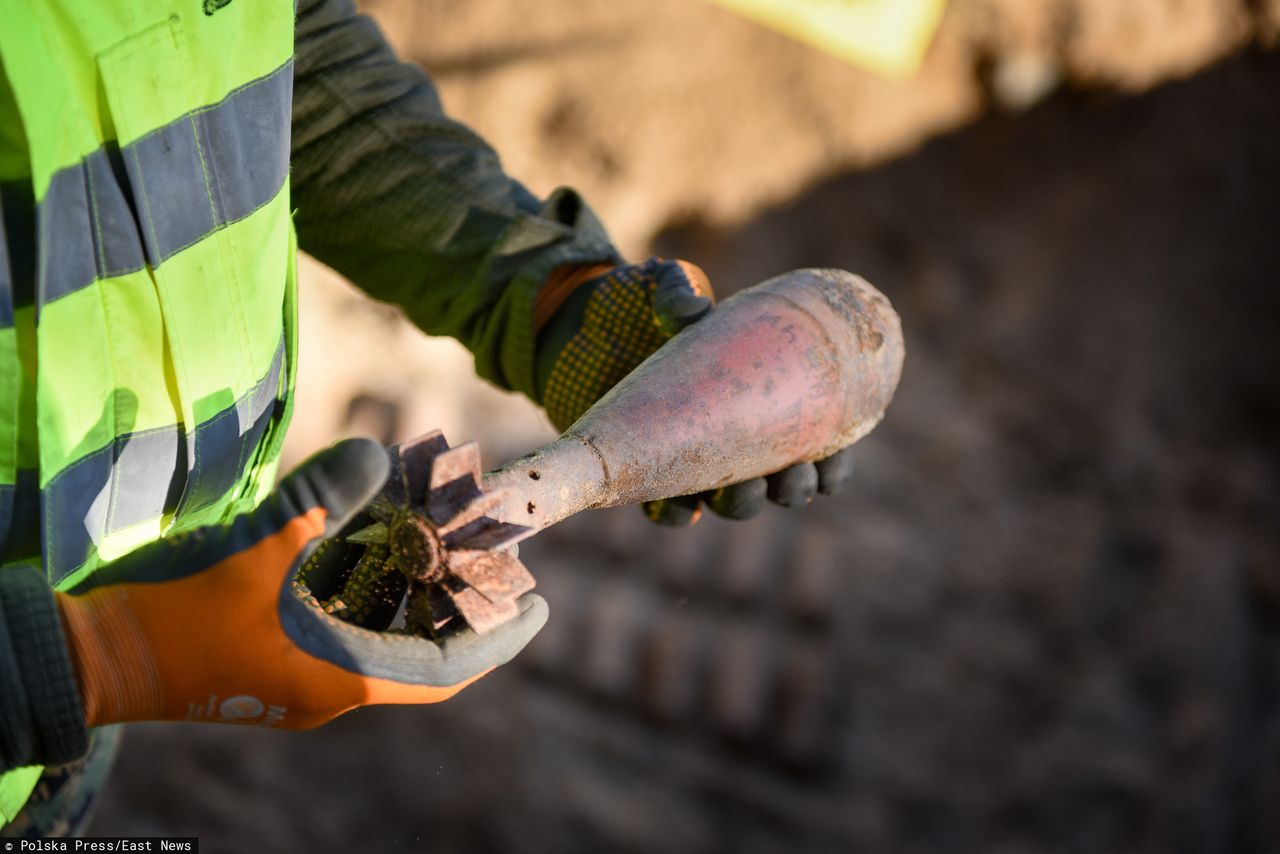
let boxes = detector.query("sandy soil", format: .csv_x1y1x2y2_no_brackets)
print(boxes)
367,0,1279,254
84,2,1280,852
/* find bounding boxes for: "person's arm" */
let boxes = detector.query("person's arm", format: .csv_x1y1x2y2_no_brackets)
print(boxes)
291,0,620,400
0,566,87,774
291,0,857,525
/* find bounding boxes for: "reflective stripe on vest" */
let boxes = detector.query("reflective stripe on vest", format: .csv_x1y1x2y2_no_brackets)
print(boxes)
0,0,299,587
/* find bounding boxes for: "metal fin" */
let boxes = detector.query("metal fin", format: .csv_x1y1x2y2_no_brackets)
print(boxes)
450,550,536,604
428,442,482,492
304,428,538,639
398,430,449,505
443,518,533,553
448,586,522,634
432,487,513,537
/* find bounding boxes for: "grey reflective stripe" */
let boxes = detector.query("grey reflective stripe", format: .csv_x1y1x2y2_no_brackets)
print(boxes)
35,59,293,312
37,145,146,307
127,59,293,265
42,336,286,584
101,428,189,534
176,339,285,514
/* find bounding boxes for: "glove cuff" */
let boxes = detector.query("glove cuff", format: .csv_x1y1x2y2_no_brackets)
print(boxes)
0,566,89,769
57,589,163,728
533,262,615,332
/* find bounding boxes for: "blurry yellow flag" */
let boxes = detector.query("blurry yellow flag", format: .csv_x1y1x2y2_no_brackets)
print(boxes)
706,0,948,78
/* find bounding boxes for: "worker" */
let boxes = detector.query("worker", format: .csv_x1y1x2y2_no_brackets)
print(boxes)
0,0,857,837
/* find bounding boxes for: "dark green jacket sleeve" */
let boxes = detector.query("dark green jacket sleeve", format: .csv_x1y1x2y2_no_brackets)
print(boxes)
291,0,621,399
0,566,88,774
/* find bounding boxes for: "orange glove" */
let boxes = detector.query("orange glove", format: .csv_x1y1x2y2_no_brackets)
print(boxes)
56,439,546,730
534,258,858,526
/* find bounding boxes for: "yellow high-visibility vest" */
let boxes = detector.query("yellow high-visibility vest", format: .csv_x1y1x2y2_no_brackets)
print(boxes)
0,0,299,819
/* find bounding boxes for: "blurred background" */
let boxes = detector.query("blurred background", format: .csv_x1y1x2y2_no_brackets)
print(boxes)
90,0,1280,851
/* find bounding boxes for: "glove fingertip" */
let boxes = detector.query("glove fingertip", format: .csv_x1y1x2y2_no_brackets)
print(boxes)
652,258,715,335
673,259,714,301
706,479,767,520
815,447,856,496
513,592,550,638
766,463,819,508
287,438,391,534
643,496,703,527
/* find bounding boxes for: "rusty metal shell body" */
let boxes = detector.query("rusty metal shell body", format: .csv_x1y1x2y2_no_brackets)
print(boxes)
304,268,903,637
486,268,904,531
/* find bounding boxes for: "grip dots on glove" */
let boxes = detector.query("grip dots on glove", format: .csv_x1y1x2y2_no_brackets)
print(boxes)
543,267,672,431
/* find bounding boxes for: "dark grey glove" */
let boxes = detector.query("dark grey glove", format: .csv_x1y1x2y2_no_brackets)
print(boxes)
644,445,856,525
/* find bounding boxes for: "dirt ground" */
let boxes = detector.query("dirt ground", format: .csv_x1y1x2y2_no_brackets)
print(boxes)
86,2,1280,852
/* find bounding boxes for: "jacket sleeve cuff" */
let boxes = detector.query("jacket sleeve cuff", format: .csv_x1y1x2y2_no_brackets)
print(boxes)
0,566,89,772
